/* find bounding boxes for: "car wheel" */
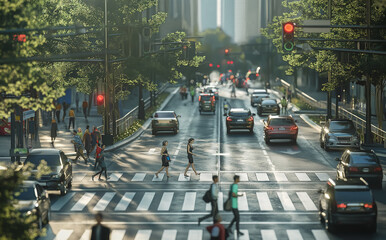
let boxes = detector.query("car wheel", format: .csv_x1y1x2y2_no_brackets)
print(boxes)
249,128,254,133
320,140,325,148
152,130,156,135
44,209,51,225
227,128,230,134
325,211,335,232
258,110,262,116
324,141,330,152
60,181,67,196
38,216,43,231
376,181,382,189
265,137,270,144
318,205,324,224
292,138,297,144
368,220,377,233
173,128,178,134
67,180,72,189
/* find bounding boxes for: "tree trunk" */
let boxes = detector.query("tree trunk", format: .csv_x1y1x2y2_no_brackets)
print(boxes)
375,83,383,130
88,92,93,116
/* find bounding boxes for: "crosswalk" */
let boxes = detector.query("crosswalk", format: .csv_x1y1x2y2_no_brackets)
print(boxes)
51,190,320,212
50,228,330,240
73,171,346,183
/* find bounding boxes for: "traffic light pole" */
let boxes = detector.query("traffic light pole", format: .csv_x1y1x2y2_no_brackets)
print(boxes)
103,0,112,145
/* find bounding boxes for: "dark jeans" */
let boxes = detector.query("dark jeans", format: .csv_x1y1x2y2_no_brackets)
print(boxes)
69,117,75,129
93,167,107,179
229,208,240,232
55,111,60,122
199,200,218,223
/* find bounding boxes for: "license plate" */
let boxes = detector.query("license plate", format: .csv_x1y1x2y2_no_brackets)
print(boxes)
237,119,244,122
362,168,369,173
279,127,285,130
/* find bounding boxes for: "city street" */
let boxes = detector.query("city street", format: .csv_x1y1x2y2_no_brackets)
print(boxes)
41,85,386,240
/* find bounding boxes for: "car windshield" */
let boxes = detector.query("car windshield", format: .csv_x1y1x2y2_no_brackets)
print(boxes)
154,112,175,118
25,154,61,168
200,96,211,101
329,121,355,131
230,111,249,117
335,190,372,203
15,187,36,200
262,100,276,105
351,153,378,165
269,118,294,126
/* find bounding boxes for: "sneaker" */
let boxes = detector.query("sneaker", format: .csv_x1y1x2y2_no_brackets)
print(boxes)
237,231,244,236
92,176,94,181
106,177,111,180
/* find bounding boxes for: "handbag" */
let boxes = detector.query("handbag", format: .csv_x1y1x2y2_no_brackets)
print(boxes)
223,184,233,211
166,156,171,162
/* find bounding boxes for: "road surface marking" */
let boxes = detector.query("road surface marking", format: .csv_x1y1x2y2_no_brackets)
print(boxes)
274,172,288,182
286,229,303,240
161,230,177,240
54,230,73,240
256,192,273,211
277,192,295,211
51,192,75,211
187,230,202,240
178,173,190,181
261,229,277,240
236,172,249,181
152,173,164,181
297,192,317,211
234,229,249,240
148,148,155,154
132,173,146,181
238,192,249,211
256,173,270,181
137,192,155,211
114,192,136,211
315,173,330,181
182,192,196,211
73,172,87,182
93,192,116,211
110,230,125,240
134,230,152,240
295,173,311,181
262,150,268,156
71,192,95,211
79,230,91,240
200,172,213,181
158,192,174,211
174,150,179,155
108,172,123,182
312,230,330,240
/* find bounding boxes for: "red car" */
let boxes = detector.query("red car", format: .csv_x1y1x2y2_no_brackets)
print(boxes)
263,115,298,144
0,119,11,136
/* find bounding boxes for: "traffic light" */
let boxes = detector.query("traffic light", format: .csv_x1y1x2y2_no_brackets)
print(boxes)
96,94,104,106
13,34,26,42
224,48,230,57
209,63,213,67
282,22,295,52
182,42,196,60
216,64,220,68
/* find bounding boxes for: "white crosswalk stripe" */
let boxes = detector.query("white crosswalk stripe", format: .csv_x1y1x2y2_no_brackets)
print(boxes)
137,192,155,211
158,192,174,211
71,192,95,211
152,173,165,181
114,192,135,211
108,172,123,182
110,230,125,240
274,172,288,182
73,172,87,182
161,230,177,240
93,192,116,211
261,229,277,240
54,230,73,240
134,230,152,240
79,230,91,240
295,173,311,181
312,229,330,240
277,192,295,211
178,173,190,181
51,192,75,211
315,173,330,181
188,229,202,240
287,229,303,240
236,172,249,181
182,192,196,211
234,229,249,240
297,192,318,211
256,173,269,181
200,172,213,181
238,192,249,211
132,173,146,181
256,192,273,211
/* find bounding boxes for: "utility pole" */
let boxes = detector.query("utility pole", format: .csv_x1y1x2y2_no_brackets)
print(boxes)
138,12,145,120
364,0,373,144
326,0,333,120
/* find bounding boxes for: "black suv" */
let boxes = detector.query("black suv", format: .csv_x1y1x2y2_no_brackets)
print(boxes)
24,149,72,195
336,150,383,188
14,181,51,231
224,108,255,134
318,178,377,233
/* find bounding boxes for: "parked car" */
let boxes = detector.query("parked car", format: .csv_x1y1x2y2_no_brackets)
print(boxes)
14,181,51,230
24,149,72,195
318,178,377,233
151,111,180,135
199,93,216,114
336,149,383,188
263,115,298,144
225,108,255,134
257,98,280,116
320,119,360,151
0,118,11,135
250,92,270,107
203,86,219,100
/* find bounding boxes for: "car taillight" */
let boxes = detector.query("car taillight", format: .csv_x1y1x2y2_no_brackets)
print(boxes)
199,96,201,102
290,126,298,131
226,117,232,122
364,203,373,209
373,166,382,172
266,126,273,130
337,203,347,209
349,167,359,172
248,116,253,121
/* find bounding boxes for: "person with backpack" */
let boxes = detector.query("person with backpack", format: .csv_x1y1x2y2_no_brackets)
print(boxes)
206,214,227,240
227,175,244,236
198,175,219,225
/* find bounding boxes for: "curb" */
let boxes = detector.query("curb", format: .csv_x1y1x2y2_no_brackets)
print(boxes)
104,87,179,152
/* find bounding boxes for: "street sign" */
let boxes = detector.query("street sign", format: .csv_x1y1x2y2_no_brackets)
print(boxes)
23,110,35,120
303,20,331,33
10,148,29,156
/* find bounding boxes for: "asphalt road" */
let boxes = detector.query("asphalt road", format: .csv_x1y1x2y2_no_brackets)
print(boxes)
41,82,386,240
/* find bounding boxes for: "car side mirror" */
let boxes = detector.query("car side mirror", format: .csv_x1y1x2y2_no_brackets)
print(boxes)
317,188,324,194
335,158,340,162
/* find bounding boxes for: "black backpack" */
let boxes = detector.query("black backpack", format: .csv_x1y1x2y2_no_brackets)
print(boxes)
203,184,213,203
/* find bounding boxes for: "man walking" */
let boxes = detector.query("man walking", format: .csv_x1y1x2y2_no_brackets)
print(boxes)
92,144,110,181
281,96,288,115
91,213,111,240
68,108,75,130
71,130,88,164
198,175,219,225
227,175,244,236
55,102,61,123
190,85,195,102
206,214,226,240
82,98,88,120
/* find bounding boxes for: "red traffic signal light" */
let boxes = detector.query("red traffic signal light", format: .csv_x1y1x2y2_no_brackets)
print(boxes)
13,34,26,42
96,94,104,106
209,63,213,67
216,64,220,68
283,23,294,33
282,22,295,51
225,49,229,54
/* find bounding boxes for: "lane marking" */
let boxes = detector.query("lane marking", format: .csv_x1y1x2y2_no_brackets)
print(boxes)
236,173,249,181
297,192,318,211
200,173,213,181
108,172,123,182
182,192,196,211
161,230,177,240
111,230,126,240
132,173,146,182
256,173,269,181
114,192,136,211
79,229,91,240
178,173,190,181
234,229,249,240
312,229,330,240
238,192,249,211
134,230,152,240
277,192,296,211
261,229,277,240
262,150,268,156
188,230,202,240
54,230,73,240
174,150,179,155
256,192,273,211
295,173,311,181
286,229,303,240
48,221,321,225
51,192,75,211
152,173,165,181
315,173,330,181
137,192,155,211
274,172,288,182
158,192,174,211
93,192,116,211
71,192,95,211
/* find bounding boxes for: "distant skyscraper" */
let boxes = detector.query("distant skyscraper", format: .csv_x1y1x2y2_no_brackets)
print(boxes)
198,0,217,32
221,0,235,42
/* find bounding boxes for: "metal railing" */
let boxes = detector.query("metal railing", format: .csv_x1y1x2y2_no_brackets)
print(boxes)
99,83,169,135
280,79,386,144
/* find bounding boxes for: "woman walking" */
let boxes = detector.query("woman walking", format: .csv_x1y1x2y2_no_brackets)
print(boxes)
50,119,58,145
184,138,200,177
155,140,170,178
92,145,110,181
83,125,92,159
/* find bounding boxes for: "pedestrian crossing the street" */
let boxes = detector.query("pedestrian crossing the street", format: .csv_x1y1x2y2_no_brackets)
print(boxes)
48,228,330,240
51,190,321,213
73,171,345,183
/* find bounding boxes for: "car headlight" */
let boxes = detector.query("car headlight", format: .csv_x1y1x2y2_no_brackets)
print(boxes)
52,174,60,179
327,133,337,141
26,210,32,216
